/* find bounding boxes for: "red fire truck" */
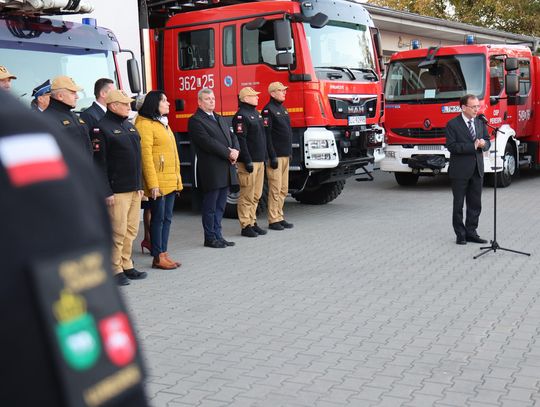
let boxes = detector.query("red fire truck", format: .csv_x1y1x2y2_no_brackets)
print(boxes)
141,0,385,211
381,43,540,187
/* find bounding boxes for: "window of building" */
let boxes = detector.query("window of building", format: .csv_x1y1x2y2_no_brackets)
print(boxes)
178,29,215,70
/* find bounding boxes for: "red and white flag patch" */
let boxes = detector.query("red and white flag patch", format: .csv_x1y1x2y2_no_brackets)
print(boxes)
0,133,68,187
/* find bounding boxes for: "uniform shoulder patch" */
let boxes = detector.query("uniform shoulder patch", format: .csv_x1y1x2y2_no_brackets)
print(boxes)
0,133,68,187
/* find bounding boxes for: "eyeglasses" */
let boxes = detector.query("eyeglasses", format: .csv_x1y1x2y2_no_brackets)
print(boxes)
465,105,480,110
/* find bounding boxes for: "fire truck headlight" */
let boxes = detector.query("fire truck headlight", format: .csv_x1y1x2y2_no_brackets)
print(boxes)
308,139,330,149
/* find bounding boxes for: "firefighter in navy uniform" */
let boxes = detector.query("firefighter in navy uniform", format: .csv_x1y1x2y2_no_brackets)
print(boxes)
233,87,268,238
44,75,92,158
0,90,148,406
262,82,294,231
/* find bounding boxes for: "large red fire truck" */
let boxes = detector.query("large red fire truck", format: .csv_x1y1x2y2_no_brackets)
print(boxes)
381,43,540,187
141,0,385,211
0,0,140,111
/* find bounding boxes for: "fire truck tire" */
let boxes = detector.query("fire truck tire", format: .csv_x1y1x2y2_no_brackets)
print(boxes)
223,179,268,219
394,172,419,186
293,180,345,205
485,143,515,188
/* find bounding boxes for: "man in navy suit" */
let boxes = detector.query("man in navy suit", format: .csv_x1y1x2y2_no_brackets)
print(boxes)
446,94,491,245
188,88,240,248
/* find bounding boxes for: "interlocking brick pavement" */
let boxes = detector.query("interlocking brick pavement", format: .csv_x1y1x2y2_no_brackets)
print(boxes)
122,170,540,406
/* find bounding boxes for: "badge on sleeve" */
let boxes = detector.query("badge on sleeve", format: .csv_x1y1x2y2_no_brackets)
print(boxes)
29,248,145,407
0,133,68,187
235,115,244,133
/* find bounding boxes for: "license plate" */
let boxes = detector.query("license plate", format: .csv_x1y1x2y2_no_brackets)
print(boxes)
348,115,366,126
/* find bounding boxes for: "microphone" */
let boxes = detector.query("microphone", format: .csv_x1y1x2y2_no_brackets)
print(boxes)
477,113,488,124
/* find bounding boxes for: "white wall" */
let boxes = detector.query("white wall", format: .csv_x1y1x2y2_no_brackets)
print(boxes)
62,0,142,95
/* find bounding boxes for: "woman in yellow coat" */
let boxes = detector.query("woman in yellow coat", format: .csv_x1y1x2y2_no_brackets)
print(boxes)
136,91,183,269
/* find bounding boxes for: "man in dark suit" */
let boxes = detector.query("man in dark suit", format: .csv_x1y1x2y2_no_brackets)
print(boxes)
80,78,115,154
446,94,491,245
188,88,240,248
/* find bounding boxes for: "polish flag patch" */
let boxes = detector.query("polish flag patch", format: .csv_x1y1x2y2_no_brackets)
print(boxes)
0,133,68,187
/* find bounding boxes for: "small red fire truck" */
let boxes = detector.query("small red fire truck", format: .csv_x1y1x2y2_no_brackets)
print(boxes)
381,43,540,187
141,0,385,211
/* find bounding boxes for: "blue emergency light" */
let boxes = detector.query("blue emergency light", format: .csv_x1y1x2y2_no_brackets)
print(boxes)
411,39,420,49
82,18,97,27
465,34,475,45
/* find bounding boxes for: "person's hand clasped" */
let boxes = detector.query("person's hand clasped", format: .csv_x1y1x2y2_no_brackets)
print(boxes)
151,188,161,200
105,195,115,207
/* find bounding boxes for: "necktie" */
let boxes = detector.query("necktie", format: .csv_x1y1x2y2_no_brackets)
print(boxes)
467,120,476,140
209,113,217,122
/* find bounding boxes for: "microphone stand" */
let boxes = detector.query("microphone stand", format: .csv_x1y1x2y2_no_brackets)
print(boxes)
474,117,530,259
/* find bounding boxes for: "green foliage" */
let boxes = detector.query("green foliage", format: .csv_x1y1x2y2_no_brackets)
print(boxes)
370,0,540,36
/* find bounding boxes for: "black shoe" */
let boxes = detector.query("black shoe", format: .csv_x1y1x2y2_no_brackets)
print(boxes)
280,220,294,229
114,272,130,286
466,235,488,244
269,222,285,231
124,268,148,280
456,237,467,245
219,238,235,247
204,239,227,248
241,226,258,237
253,223,267,235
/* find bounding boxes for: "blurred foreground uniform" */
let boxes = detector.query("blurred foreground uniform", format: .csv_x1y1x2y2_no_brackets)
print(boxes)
0,91,148,406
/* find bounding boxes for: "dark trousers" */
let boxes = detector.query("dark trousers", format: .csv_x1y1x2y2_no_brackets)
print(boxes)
201,186,228,241
150,192,176,256
451,172,483,238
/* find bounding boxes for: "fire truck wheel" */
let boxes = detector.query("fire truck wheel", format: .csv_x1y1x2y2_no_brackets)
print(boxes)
485,143,515,188
394,172,419,186
293,180,345,205
223,178,268,219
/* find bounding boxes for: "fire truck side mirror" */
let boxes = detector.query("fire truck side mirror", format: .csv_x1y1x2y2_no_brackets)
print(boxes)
505,73,519,96
505,58,519,71
277,52,294,67
274,20,292,51
127,58,142,95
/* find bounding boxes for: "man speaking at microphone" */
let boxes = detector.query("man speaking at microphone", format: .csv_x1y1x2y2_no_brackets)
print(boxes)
446,94,491,245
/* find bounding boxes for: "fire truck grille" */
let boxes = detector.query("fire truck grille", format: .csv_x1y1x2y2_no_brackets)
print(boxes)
391,128,446,138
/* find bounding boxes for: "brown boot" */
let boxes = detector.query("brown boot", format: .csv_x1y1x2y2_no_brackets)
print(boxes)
164,252,181,268
152,253,177,270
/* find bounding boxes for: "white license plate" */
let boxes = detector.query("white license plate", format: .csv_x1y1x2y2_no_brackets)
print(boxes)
348,115,366,126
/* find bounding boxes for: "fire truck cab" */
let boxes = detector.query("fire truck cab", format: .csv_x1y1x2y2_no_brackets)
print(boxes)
381,43,540,187
0,0,140,111
143,0,385,209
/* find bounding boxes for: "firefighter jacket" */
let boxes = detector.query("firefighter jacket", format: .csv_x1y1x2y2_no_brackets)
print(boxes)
135,115,183,197
262,97,293,159
44,97,92,157
232,102,267,164
0,90,149,407
94,110,143,196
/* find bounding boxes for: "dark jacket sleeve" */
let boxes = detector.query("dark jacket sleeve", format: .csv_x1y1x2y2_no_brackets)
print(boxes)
189,116,231,160
233,114,252,164
262,108,276,160
93,127,113,196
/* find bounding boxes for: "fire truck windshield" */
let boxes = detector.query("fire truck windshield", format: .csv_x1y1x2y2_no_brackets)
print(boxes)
385,54,486,102
304,21,376,81
4,47,117,111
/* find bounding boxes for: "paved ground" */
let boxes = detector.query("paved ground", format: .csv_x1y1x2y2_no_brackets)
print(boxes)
123,170,540,407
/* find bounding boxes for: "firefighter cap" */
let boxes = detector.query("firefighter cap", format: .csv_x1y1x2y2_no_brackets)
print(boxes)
239,87,260,101
268,82,288,93
51,76,83,92
0,65,17,80
105,89,134,104
32,80,51,99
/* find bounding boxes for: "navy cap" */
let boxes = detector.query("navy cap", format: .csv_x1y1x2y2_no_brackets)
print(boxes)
32,80,51,99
